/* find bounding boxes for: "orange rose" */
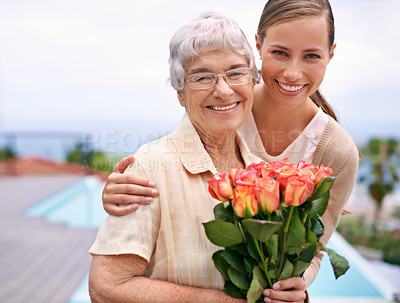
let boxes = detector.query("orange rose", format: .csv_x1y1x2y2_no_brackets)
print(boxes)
234,169,259,187
283,175,314,206
233,185,259,218
314,164,333,185
254,177,280,214
208,173,234,202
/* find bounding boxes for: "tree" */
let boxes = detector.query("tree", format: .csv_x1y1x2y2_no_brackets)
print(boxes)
359,138,399,237
66,142,116,173
0,147,17,159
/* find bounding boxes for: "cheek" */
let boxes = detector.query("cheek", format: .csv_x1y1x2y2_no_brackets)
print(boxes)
309,64,328,85
261,58,280,78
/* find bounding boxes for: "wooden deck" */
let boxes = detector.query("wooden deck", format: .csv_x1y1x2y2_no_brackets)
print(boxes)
0,175,99,302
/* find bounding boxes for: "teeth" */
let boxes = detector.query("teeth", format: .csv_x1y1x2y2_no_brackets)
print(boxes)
209,103,238,111
278,82,305,92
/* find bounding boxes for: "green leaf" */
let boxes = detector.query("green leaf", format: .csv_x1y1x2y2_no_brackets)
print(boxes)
325,247,350,279
230,243,249,256
286,210,306,247
309,192,330,219
221,247,247,274
242,219,283,243
244,257,256,274
299,244,318,262
268,267,277,279
223,281,246,299
286,246,304,256
306,228,318,244
247,267,268,303
214,203,234,223
227,266,250,290
203,220,244,247
292,260,311,277
278,260,294,281
311,217,324,238
310,177,335,201
245,232,260,260
212,250,230,280
266,234,279,263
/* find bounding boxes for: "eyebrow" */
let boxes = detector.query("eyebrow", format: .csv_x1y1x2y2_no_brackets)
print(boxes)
269,44,324,53
189,63,248,74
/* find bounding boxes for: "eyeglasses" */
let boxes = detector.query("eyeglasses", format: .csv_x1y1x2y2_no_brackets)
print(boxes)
186,67,253,90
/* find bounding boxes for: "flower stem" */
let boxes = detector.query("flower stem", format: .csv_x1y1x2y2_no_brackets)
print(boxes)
253,237,273,289
278,206,294,277
301,211,309,225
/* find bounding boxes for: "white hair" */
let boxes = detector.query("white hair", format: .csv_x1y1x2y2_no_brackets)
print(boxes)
169,11,258,91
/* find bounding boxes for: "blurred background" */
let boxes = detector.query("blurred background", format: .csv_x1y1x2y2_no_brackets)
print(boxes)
0,0,399,302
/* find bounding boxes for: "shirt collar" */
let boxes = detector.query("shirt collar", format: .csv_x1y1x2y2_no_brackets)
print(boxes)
171,115,262,175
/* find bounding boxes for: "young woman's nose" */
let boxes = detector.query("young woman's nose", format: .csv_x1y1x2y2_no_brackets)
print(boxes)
283,59,302,82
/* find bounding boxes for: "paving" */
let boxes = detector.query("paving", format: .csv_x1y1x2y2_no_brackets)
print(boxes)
0,175,98,303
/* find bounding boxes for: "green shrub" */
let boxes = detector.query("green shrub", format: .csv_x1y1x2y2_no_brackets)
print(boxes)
0,147,16,159
337,216,400,266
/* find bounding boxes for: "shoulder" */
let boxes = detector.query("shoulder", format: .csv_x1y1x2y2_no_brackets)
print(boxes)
314,116,359,176
125,134,179,177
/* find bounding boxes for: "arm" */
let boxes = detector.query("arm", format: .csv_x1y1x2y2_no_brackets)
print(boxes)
103,155,159,216
89,254,245,303
303,125,360,287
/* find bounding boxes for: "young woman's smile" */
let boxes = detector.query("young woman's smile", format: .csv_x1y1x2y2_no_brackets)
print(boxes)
256,15,335,110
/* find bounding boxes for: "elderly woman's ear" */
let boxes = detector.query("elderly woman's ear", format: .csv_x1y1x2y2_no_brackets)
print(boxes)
177,90,187,107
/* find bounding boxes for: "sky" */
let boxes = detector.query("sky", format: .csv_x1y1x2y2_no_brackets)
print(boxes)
0,0,399,150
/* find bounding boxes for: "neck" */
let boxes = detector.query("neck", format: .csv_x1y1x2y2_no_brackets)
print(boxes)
196,129,245,173
252,84,319,156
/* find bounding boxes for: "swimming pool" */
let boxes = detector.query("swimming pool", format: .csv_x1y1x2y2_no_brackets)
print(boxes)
25,177,396,303
25,176,107,228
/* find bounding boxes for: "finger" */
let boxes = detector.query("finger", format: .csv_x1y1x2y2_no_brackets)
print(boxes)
108,172,157,189
105,183,158,197
263,288,306,303
113,155,136,173
273,277,305,291
104,203,139,216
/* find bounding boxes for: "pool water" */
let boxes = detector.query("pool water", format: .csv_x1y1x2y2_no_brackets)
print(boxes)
25,177,395,302
25,176,107,228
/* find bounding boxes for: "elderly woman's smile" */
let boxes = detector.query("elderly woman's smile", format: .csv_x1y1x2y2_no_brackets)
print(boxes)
207,102,239,111
178,49,254,140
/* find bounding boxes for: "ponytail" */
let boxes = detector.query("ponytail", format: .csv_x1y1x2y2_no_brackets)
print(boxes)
310,89,338,122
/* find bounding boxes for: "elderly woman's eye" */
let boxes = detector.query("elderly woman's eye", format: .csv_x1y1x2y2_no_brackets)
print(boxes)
227,72,243,79
192,74,214,82
227,69,247,79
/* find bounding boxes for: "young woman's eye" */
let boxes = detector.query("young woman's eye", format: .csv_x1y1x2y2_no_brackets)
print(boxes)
272,50,287,56
305,54,321,59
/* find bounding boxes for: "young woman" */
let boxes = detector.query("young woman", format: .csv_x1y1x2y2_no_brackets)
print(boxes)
101,1,358,302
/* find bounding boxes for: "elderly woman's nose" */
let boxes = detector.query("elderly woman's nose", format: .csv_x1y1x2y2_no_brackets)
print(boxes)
213,76,233,97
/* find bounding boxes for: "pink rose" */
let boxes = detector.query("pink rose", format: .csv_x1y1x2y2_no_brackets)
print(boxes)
314,164,333,185
234,169,259,187
254,177,280,214
208,173,234,202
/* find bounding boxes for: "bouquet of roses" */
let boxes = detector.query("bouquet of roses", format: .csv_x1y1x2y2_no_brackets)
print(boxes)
203,159,349,303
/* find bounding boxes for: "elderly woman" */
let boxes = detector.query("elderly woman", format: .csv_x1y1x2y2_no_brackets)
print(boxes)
89,12,278,303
